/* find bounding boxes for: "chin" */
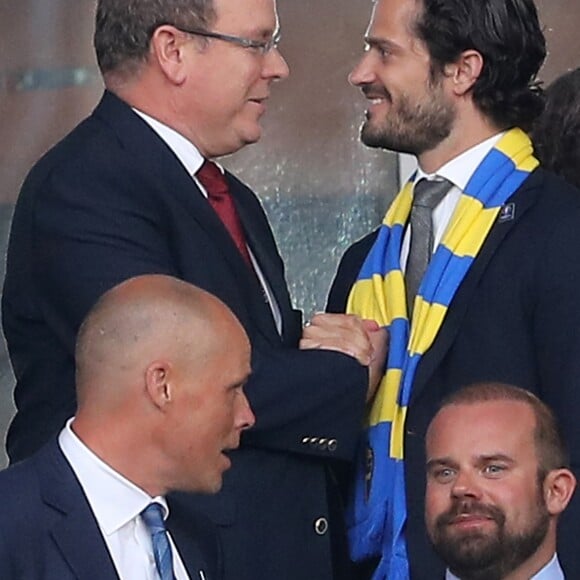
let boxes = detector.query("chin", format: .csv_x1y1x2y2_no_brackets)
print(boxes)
207,476,224,494
237,115,263,142
192,477,223,495
242,127,263,146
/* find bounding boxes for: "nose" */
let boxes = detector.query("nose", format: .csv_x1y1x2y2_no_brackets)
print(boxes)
235,389,256,431
348,52,375,87
450,469,482,500
263,47,290,81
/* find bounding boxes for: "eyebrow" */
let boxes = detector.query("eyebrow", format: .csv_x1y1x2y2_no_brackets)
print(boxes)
364,36,401,52
426,454,516,470
426,457,457,471
476,454,515,464
248,26,280,40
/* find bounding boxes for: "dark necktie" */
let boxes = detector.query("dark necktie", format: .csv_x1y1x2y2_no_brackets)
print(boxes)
406,177,453,316
196,160,252,266
141,503,176,580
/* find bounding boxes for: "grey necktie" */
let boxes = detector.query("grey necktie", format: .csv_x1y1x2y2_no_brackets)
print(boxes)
406,177,453,316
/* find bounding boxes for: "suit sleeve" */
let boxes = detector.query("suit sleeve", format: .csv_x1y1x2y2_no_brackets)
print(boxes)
30,156,368,463
533,208,580,578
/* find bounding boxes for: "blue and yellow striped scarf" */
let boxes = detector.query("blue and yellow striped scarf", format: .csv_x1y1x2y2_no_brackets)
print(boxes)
345,129,538,579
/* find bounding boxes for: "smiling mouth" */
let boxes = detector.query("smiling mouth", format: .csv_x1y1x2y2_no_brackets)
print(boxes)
449,513,497,529
362,84,390,102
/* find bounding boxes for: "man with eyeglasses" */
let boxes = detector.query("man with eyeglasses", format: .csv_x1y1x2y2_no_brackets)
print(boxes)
3,1,387,579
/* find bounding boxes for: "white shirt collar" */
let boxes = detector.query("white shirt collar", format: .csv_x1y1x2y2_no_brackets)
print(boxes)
132,108,205,177
416,132,505,191
445,553,564,580
58,418,169,537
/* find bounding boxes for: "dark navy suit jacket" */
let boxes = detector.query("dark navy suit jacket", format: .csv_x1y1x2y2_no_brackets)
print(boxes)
327,168,580,579
0,439,221,579
2,91,368,580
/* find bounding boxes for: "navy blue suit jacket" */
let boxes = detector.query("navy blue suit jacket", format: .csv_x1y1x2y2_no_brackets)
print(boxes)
328,169,580,580
0,439,221,579
327,168,580,579
2,91,368,580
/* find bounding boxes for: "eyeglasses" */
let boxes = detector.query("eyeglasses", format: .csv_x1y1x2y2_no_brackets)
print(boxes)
174,26,281,55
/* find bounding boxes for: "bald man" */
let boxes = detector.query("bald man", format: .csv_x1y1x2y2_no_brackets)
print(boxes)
0,275,255,580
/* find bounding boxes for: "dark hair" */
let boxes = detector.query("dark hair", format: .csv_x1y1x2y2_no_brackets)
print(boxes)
437,383,570,476
413,0,546,131
94,0,215,78
532,68,580,189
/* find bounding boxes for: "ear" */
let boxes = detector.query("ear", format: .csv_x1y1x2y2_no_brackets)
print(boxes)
543,468,577,516
145,360,174,410
149,25,192,85
444,49,483,97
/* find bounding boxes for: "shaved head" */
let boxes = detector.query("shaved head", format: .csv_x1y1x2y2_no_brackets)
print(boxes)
72,274,254,495
75,274,246,409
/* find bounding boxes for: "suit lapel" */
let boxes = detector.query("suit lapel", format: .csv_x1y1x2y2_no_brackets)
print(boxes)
411,171,545,403
37,441,120,580
93,91,285,341
227,173,298,341
167,521,208,580
94,91,250,278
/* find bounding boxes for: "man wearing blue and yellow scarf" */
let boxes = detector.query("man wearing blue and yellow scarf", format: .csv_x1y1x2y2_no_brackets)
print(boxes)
326,0,580,577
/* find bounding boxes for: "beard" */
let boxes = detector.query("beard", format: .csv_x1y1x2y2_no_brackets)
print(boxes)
430,497,550,580
360,80,455,156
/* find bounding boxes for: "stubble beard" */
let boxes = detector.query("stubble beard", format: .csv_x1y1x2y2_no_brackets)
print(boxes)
360,82,455,156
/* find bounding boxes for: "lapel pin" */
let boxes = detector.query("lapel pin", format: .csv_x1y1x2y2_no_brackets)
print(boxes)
498,202,515,223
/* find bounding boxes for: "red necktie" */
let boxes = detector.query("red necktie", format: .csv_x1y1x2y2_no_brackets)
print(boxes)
197,160,252,266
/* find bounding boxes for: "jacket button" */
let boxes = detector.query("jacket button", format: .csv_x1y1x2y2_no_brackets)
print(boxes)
327,439,338,452
314,517,328,536
318,438,328,450
301,437,310,444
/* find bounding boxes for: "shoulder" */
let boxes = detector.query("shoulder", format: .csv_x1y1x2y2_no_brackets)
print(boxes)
518,167,580,211
0,452,45,528
341,229,381,267
512,168,580,251
21,91,166,199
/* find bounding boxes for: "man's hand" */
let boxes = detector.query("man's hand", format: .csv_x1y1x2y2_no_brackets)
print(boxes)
300,313,388,401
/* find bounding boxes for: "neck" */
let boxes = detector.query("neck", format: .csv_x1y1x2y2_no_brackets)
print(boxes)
417,103,503,174
71,415,168,498
502,533,557,580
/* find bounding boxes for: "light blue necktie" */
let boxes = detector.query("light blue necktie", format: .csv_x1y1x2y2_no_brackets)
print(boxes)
141,503,176,580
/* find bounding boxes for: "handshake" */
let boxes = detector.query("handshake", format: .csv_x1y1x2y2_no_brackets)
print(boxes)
300,313,388,402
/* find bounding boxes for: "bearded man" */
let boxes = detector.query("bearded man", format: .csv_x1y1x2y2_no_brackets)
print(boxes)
327,0,580,577
425,383,576,580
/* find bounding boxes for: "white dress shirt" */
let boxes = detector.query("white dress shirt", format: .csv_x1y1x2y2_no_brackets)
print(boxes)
58,419,191,580
132,108,282,334
445,553,565,580
401,132,505,271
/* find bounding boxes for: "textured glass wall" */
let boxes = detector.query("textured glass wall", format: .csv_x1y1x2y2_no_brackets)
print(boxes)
0,0,577,467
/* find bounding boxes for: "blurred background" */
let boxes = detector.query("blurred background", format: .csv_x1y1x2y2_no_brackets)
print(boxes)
0,0,578,467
